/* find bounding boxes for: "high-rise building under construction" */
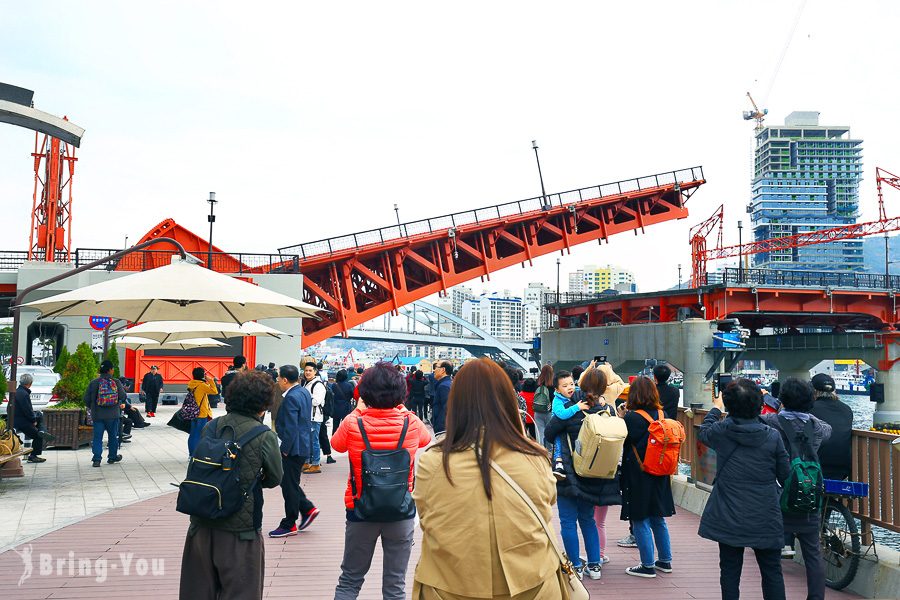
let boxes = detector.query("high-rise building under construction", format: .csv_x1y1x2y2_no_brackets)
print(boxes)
749,111,864,270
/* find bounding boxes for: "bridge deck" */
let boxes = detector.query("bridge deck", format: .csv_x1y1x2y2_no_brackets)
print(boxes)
0,453,859,599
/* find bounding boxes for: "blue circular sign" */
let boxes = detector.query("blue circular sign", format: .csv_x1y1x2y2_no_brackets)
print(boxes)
89,316,112,331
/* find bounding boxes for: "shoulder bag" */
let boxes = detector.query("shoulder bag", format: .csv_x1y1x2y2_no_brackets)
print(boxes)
489,459,590,600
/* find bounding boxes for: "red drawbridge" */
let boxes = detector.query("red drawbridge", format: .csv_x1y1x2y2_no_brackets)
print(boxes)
118,167,705,348
282,167,705,347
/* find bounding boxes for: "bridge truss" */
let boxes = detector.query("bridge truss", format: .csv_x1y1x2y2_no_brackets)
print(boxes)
284,167,706,347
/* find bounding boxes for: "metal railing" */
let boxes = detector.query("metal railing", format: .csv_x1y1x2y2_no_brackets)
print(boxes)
677,407,899,534
74,249,301,274
743,333,883,352
707,268,900,290
278,166,705,258
0,251,29,272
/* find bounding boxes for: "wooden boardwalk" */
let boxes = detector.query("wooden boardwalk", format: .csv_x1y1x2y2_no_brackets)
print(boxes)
0,453,861,599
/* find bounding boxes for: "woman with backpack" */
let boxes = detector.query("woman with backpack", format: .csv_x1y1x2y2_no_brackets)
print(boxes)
413,358,564,599
760,378,831,600
698,379,791,600
330,362,431,600
543,365,622,579
532,364,554,451
185,367,219,456
616,377,675,578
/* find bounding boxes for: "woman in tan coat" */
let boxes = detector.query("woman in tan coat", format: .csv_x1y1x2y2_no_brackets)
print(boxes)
413,359,563,599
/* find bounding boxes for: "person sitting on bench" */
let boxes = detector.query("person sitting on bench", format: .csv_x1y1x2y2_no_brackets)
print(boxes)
13,373,55,463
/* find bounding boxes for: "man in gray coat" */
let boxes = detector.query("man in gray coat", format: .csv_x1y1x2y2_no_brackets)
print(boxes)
84,360,126,468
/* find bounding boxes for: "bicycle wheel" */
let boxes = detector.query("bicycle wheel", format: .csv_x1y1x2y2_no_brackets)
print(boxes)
821,500,861,590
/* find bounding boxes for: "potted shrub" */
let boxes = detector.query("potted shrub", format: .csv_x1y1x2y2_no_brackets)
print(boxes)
45,343,97,449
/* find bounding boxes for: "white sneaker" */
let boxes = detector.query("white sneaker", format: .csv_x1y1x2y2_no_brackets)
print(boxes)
586,563,602,580
617,534,637,548
781,545,796,558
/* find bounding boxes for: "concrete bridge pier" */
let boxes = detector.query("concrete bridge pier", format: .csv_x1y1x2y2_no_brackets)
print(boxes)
875,333,900,425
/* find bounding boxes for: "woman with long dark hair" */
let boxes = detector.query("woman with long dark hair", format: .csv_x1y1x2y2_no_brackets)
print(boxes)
413,358,562,599
616,377,675,578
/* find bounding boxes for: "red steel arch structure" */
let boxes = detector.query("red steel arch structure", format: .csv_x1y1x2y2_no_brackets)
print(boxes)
280,167,706,347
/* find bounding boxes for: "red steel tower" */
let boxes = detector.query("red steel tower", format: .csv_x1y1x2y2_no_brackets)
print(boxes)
28,125,77,262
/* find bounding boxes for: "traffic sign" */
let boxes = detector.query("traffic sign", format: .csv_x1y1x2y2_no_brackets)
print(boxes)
16,356,24,365
89,316,112,331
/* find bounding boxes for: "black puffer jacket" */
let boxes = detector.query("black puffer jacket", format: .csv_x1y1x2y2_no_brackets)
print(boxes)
544,404,622,507
698,408,791,549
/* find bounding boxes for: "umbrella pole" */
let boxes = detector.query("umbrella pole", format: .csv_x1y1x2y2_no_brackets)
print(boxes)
5,238,189,434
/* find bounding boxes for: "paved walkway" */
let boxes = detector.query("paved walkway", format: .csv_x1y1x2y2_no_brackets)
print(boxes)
0,409,863,599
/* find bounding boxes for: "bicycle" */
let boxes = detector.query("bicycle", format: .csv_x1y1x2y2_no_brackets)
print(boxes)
819,480,867,590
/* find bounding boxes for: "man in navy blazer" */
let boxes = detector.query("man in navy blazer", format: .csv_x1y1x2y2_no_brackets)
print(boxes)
269,364,320,538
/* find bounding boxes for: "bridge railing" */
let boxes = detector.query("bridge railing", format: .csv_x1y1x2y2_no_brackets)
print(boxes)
73,249,302,274
743,333,883,352
677,407,899,534
709,267,900,289
278,166,705,258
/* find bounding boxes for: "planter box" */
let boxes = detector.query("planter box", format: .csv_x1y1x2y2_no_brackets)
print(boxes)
44,409,93,450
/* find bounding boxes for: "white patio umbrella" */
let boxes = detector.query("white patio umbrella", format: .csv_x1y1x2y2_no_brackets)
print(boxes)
114,336,229,351
20,257,325,323
113,320,290,344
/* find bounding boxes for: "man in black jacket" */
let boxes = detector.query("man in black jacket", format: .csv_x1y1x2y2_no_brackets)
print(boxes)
140,365,163,417
12,373,55,463
653,364,680,420
810,373,853,480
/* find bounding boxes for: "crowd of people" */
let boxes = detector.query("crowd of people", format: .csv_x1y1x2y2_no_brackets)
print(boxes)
11,349,854,599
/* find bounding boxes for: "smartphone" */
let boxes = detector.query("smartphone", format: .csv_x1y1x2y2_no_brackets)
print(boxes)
715,373,734,396
594,355,607,364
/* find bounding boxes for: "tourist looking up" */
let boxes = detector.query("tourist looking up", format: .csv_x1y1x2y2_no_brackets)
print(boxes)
616,377,674,578
653,364,680,420
809,373,853,481
544,365,622,579
413,358,561,598
699,378,790,600
178,371,282,600
760,377,831,600
331,362,430,600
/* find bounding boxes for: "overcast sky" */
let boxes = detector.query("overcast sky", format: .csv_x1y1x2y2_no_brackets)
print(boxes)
2,1,899,297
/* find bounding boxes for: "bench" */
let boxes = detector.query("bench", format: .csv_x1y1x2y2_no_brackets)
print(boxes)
0,448,34,479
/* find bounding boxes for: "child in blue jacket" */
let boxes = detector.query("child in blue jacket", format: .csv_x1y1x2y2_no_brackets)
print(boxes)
547,370,589,480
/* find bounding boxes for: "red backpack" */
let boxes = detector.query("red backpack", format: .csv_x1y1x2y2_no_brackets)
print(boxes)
632,409,685,476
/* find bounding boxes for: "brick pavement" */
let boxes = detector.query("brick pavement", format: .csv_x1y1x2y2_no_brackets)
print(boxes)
0,441,863,599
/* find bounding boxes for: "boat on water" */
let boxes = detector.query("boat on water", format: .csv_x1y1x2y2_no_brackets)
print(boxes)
833,372,873,396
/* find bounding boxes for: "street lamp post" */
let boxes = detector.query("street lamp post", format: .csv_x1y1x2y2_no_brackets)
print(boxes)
678,264,682,289
207,192,217,270
556,257,561,328
737,220,743,283
532,140,549,210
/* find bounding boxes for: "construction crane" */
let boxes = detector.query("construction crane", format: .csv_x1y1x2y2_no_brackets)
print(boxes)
689,204,724,288
742,92,768,132
691,168,900,283
876,167,900,278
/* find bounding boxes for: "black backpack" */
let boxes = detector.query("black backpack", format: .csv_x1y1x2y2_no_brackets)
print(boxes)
352,415,416,522
175,419,270,520
312,380,334,419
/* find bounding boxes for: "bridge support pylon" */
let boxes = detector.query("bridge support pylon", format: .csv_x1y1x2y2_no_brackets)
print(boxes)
876,332,900,425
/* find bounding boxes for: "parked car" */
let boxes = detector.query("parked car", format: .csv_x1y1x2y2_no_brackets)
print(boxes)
1,366,61,416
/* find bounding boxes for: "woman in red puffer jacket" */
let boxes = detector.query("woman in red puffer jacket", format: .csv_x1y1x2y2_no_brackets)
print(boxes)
330,361,432,598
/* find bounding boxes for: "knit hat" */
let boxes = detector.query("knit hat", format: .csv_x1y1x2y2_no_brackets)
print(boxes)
811,373,835,393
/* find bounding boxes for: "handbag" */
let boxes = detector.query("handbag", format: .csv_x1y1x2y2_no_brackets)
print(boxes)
0,427,22,455
489,460,590,600
167,410,192,433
